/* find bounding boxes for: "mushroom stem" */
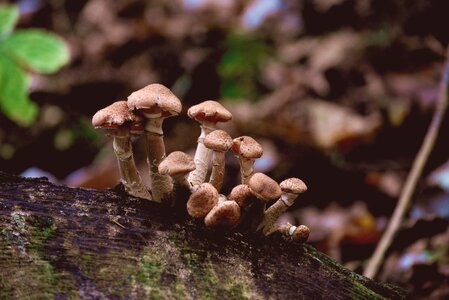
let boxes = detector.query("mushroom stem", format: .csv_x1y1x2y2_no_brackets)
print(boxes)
188,124,214,187
278,223,296,236
146,129,173,202
112,134,152,200
239,157,255,184
257,194,296,235
257,193,299,235
209,151,225,191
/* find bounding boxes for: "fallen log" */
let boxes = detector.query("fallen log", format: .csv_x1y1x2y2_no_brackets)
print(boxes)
0,171,405,299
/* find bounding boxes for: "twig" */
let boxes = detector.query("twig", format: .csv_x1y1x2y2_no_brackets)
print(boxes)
110,218,126,229
363,50,449,279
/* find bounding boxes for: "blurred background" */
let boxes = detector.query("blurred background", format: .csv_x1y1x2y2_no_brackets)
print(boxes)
1,0,449,296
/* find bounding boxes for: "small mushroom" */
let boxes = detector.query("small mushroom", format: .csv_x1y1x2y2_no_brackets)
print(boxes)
92,101,152,200
247,173,282,231
232,136,263,184
203,130,233,191
186,183,219,218
228,184,255,211
158,151,195,190
187,101,232,187
204,200,240,229
227,184,258,229
248,173,282,203
127,83,182,202
258,178,307,235
278,223,310,243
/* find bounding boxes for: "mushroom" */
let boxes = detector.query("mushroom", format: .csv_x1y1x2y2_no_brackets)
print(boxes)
187,101,232,187
231,136,263,184
92,101,152,200
204,200,241,229
257,177,307,235
247,173,282,231
227,184,258,229
278,223,310,243
203,130,233,191
127,83,182,202
158,151,195,190
186,183,219,218
228,184,255,211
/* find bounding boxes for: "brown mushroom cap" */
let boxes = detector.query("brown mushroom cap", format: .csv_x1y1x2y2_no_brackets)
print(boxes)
187,183,219,218
232,136,263,159
228,184,254,208
127,83,182,117
248,173,281,202
158,151,195,176
204,130,233,152
280,178,308,194
291,225,310,242
187,100,232,124
204,200,240,228
92,101,141,128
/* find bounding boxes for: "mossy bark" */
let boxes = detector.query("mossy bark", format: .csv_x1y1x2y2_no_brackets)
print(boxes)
0,171,405,299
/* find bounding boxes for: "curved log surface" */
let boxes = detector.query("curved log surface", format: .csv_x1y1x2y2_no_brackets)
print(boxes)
0,172,405,299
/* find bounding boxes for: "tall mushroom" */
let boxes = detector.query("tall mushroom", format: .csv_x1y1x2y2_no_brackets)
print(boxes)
187,101,232,187
247,173,282,231
158,151,195,190
257,178,307,235
127,83,182,202
203,130,233,192
232,136,263,184
92,101,152,200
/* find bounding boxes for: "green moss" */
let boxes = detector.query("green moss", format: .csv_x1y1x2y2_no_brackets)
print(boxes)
135,255,163,285
223,282,250,300
169,231,262,299
173,281,188,299
351,280,385,300
0,213,77,298
29,217,57,253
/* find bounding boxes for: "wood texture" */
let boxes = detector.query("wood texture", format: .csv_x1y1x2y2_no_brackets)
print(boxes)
0,172,405,299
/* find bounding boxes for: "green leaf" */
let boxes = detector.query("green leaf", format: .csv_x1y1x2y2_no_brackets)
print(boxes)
0,5,19,36
2,29,69,74
0,54,38,126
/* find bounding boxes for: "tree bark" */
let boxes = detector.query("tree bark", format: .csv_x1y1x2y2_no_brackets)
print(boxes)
0,171,405,299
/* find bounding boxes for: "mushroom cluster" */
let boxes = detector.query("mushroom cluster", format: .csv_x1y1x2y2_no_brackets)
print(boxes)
92,83,310,242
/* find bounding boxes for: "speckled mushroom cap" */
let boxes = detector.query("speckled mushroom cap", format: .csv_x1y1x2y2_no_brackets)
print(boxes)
92,101,141,128
158,151,195,176
187,183,219,218
204,200,240,228
127,83,182,117
280,178,307,194
187,100,232,124
228,184,254,208
248,173,281,202
203,130,233,152
291,225,310,242
232,136,263,159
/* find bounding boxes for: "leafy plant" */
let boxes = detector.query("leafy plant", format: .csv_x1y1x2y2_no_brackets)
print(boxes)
218,32,271,101
0,4,69,126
